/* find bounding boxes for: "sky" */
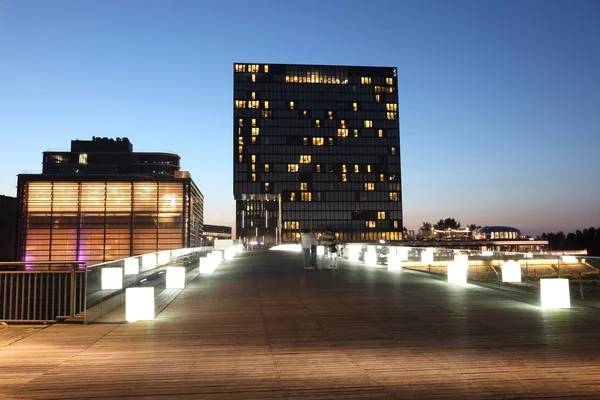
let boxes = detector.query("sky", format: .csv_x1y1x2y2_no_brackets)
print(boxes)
0,0,599,237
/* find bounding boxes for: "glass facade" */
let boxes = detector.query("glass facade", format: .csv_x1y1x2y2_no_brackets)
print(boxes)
17,180,203,266
233,63,403,244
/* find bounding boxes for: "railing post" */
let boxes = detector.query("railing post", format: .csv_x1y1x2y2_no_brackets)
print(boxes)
70,263,76,318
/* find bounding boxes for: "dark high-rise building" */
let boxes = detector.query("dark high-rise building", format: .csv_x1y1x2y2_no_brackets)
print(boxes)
0,195,17,261
17,137,204,266
233,63,402,245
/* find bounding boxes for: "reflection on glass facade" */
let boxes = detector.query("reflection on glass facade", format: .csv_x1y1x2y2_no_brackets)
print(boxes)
17,180,203,266
233,63,403,244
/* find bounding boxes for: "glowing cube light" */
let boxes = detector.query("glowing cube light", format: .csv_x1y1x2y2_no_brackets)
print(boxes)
124,258,140,275
481,251,494,257
317,246,325,256
454,254,468,264
397,247,409,261
447,261,467,284
502,261,521,283
215,239,234,250
348,246,361,262
541,279,570,309
364,247,377,266
224,247,236,260
142,254,156,270
126,287,155,322
101,267,123,290
208,251,223,268
158,250,171,266
171,249,182,259
199,257,216,274
387,254,402,271
561,256,577,263
166,266,185,289
421,249,434,264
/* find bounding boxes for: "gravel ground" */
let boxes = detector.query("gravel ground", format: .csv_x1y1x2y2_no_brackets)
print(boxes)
0,323,47,348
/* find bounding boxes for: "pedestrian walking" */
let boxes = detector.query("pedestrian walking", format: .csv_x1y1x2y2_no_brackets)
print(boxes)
300,229,313,269
310,230,318,268
321,228,337,269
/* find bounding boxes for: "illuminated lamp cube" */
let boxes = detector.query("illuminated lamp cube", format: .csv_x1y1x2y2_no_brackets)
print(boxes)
540,279,571,309
224,247,236,260
210,250,223,262
397,247,409,261
364,248,377,266
447,261,467,284
317,246,325,256
101,267,123,290
421,249,434,264
481,251,494,257
126,287,155,322
348,246,361,262
124,258,140,275
158,250,171,266
454,254,468,264
561,256,577,263
387,254,402,271
199,257,215,274
208,252,222,267
502,261,521,283
142,253,157,270
166,266,185,289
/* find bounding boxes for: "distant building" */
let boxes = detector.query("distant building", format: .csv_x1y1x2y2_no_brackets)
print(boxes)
233,63,402,246
201,224,232,246
472,226,523,240
0,195,17,261
407,225,547,252
17,137,204,266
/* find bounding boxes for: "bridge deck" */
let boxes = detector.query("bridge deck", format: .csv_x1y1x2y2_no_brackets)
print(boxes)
1,250,599,399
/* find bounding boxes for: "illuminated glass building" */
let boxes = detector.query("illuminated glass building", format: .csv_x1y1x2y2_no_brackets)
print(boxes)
233,63,402,245
17,137,203,266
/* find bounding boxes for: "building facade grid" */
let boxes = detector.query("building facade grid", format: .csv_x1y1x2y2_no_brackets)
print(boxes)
233,63,403,245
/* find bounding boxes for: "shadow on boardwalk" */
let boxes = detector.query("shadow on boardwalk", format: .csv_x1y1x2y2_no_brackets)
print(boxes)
1,250,599,399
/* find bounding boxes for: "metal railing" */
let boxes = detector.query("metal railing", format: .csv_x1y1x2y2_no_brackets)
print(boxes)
0,262,86,323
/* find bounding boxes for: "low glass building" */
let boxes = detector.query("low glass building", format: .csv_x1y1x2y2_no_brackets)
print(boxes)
17,138,203,266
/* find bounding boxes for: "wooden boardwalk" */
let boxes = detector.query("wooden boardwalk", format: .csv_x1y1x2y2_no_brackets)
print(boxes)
1,250,600,399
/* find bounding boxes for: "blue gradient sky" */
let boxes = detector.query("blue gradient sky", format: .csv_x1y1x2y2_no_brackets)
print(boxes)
1,0,598,237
